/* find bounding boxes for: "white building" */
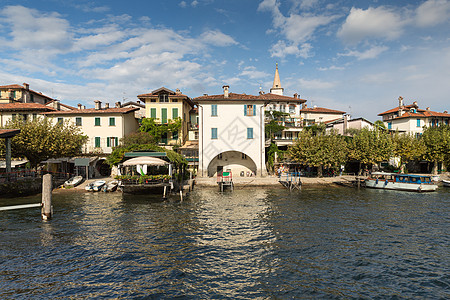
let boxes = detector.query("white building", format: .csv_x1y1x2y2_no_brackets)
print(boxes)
326,116,374,135
194,86,268,178
42,101,139,154
378,97,450,136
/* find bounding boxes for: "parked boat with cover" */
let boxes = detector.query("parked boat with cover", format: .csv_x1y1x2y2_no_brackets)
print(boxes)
365,172,438,192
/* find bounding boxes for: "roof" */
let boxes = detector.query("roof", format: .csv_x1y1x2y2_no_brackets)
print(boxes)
326,117,374,126
300,107,345,114
0,84,54,101
378,104,418,116
393,110,450,119
193,92,305,103
122,101,145,108
0,103,56,112
0,129,21,138
45,100,76,110
41,107,139,115
137,87,194,107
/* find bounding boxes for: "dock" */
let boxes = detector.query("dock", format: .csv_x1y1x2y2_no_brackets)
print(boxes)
217,171,234,192
279,172,301,191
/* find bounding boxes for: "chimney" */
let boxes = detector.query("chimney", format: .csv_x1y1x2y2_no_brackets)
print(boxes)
105,103,109,109
23,83,29,90
77,103,82,110
293,93,298,99
444,111,448,114
343,114,348,135
398,96,404,107
53,100,60,110
426,107,430,111
137,100,140,104
82,105,86,109
203,93,208,96
94,100,102,110
223,85,229,98
413,101,418,107
115,101,121,108
176,88,181,95
302,103,307,109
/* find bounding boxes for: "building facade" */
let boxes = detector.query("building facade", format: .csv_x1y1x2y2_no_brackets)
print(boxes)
378,97,450,136
137,87,194,146
0,83,53,104
194,86,267,178
42,101,139,154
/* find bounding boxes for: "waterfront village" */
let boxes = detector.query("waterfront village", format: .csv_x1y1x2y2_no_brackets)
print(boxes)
1,64,450,195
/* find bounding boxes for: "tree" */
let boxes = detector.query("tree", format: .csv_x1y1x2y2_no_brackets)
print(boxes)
374,120,386,130
120,131,157,147
266,142,284,173
347,127,393,175
288,130,347,177
1,117,88,168
265,111,287,139
391,132,426,173
422,125,450,174
140,117,182,143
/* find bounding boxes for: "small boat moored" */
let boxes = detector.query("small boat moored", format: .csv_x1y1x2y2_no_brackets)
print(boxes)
92,180,106,192
365,172,438,192
64,175,84,188
102,181,118,192
442,179,450,187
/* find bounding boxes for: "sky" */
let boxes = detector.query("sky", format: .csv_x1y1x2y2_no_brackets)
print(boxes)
0,0,449,121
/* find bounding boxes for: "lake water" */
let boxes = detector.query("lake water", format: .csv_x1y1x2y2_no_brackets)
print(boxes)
0,186,449,299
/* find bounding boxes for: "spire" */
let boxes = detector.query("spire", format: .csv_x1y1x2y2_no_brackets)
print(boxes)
270,63,284,96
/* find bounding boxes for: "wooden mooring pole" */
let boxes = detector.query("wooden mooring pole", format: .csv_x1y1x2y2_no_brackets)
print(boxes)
41,174,53,220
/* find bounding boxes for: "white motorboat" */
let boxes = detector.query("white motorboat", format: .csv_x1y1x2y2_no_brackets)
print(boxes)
365,172,438,192
102,181,118,192
92,180,106,192
85,183,94,192
442,179,450,187
64,176,83,188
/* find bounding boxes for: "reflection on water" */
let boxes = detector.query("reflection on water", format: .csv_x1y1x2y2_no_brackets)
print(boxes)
0,187,449,298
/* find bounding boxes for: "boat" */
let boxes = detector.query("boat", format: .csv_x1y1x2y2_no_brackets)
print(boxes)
85,183,94,192
64,176,83,188
365,172,438,192
92,180,106,192
442,180,450,187
102,181,118,192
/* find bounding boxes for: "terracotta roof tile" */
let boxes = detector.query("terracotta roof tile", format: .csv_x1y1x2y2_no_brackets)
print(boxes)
300,107,345,114
41,107,139,115
0,103,56,111
193,92,305,102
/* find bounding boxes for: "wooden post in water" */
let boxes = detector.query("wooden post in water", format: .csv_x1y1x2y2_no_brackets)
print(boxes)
41,174,53,220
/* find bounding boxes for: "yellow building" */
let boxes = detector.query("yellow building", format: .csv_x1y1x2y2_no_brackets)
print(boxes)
137,87,194,146
0,83,53,104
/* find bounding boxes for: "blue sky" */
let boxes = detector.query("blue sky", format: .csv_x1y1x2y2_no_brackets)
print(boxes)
0,0,449,121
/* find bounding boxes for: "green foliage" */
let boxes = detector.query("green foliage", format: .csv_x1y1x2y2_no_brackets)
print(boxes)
1,117,88,168
303,123,326,136
392,132,425,172
422,125,450,173
374,120,386,129
266,142,284,170
115,174,171,183
120,131,157,147
288,130,347,176
265,111,288,139
106,143,187,167
139,117,182,142
347,127,393,173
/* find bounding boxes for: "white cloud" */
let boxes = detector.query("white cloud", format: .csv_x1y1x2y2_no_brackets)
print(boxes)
339,45,389,60
200,30,238,46
179,1,187,8
415,0,450,27
270,41,312,58
338,7,405,44
298,78,337,90
318,65,345,71
239,66,269,80
191,0,199,7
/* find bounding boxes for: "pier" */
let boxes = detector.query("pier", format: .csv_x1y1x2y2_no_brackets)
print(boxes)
278,172,301,190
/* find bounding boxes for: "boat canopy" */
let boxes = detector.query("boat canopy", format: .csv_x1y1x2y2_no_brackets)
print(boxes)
122,156,169,166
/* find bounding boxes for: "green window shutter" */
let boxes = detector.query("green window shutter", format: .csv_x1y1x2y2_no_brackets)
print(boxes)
173,131,178,140
172,108,178,119
115,137,119,146
211,128,217,139
95,137,100,147
253,105,256,116
244,105,247,116
95,117,100,126
109,117,115,126
76,117,82,126
211,105,217,116
247,128,253,139
107,137,110,147
161,108,167,124
150,108,156,118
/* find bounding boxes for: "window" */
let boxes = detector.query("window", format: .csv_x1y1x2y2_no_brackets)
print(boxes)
280,105,286,112
151,99,156,102
285,132,292,139
159,94,169,102
172,131,178,140
211,104,218,116
172,108,178,119
416,119,421,127
218,153,222,160
247,128,253,139
76,117,82,126
242,153,247,159
289,105,296,114
244,105,256,116
95,117,101,126
11,91,16,99
161,108,168,124
32,113,37,120
150,108,156,118
388,122,392,130
211,128,218,139
30,94,34,102
95,137,101,148
57,117,64,125
194,131,199,140
109,117,115,126
172,99,178,102
107,137,118,147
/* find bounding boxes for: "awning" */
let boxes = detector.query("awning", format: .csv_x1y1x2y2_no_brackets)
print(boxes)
0,159,28,168
122,156,169,166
